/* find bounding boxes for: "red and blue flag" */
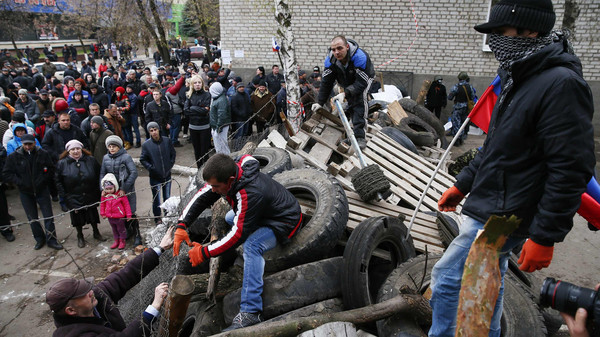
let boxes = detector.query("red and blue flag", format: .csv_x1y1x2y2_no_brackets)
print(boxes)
467,75,501,133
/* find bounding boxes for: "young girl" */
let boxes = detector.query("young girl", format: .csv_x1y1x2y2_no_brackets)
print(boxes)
100,173,132,250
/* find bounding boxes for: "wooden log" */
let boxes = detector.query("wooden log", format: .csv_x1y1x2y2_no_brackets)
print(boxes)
211,294,431,337
315,107,343,127
157,275,195,337
280,110,296,137
298,322,357,337
387,100,409,126
206,142,256,302
416,79,431,105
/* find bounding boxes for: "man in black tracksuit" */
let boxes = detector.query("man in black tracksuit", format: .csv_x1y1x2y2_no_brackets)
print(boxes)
313,35,375,149
173,154,302,331
432,0,595,335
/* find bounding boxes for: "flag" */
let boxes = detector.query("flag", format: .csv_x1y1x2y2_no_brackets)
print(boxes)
272,37,280,52
467,75,501,133
579,177,600,229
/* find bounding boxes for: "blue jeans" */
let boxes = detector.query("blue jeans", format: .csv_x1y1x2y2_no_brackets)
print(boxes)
429,215,525,337
225,210,277,313
19,187,57,244
131,113,141,144
150,177,171,219
170,113,181,144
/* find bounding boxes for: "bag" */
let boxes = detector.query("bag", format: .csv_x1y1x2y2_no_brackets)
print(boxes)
462,85,475,112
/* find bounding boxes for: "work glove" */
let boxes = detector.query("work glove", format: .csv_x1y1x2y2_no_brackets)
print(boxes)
438,186,464,212
311,103,322,113
173,223,191,257
188,242,206,267
518,239,554,272
333,92,345,103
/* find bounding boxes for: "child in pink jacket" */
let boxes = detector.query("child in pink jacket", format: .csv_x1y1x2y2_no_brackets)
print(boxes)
100,173,132,250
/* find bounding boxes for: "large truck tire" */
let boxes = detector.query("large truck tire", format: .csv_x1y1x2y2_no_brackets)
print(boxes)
342,216,416,309
380,127,419,154
396,116,436,147
222,257,343,323
179,300,225,337
261,169,348,272
252,147,292,177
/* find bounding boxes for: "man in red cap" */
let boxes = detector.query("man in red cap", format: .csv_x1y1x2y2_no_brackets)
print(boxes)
432,0,594,336
45,227,174,336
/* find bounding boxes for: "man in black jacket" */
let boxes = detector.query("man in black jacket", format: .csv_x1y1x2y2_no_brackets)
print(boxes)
140,122,176,225
173,154,302,331
265,64,284,97
42,111,89,162
45,227,173,337
145,90,173,137
230,83,251,139
432,0,595,336
3,135,63,250
88,83,109,112
312,35,375,149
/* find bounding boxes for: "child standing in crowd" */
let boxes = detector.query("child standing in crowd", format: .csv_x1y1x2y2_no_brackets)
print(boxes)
100,173,132,250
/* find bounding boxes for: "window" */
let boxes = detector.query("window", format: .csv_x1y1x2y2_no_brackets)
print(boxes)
481,0,502,52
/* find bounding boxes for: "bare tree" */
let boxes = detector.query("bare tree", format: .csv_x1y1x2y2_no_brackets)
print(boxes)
0,1,34,58
183,0,220,63
134,0,172,65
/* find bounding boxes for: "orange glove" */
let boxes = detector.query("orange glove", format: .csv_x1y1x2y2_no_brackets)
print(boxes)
518,239,554,272
172,223,191,257
438,186,465,212
188,242,207,267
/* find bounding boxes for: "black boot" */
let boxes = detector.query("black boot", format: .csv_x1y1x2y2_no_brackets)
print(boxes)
131,215,142,246
91,223,106,241
76,227,85,248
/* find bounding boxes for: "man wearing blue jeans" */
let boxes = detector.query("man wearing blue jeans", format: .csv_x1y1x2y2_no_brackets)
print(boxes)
432,0,595,336
140,122,176,225
173,153,302,331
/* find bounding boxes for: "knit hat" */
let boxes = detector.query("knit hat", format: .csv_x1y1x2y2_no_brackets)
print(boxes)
146,121,159,132
91,115,104,126
474,0,555,35
115,86,125,94
53,99,69,113
234,76,242,83
101,173,119,191
258,80,267,88
65,139,83,151
105,135,123,149
18,89,27,95
236,83,245,90
45,277,94,312
12,111,25,123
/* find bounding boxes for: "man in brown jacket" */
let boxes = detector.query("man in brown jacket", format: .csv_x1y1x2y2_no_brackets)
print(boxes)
104,104,126,141
250,80,276,133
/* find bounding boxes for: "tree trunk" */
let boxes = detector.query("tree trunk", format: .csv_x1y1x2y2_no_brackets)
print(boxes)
10,36,22,59
134,0,170,65
78,35,88,58
211,294,431,337
147,0,172,64
202,27,213,63
275,0,301,134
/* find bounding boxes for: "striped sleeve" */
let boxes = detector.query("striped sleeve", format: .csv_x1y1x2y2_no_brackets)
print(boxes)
179,183,219,226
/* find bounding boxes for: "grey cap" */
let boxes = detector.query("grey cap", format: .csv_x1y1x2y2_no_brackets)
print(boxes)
147,121,160,132
91,115,104,126
105,135,123,149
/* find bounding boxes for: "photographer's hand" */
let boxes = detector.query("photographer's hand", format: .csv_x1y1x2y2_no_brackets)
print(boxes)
561,308,589,337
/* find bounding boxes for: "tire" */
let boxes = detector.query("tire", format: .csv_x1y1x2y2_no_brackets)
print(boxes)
398,97,419,113
435,212,459,249
342,216,416,309
396,116,436,147
263,169,348,272
351,164,391,202
179,300,226,337
222,256,344,323
377,254,547,337
380,127,419,154
410,103,449,148
252,147,292,177
265,298,344,323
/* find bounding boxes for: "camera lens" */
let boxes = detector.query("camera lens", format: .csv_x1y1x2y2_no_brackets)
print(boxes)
540,277,599,319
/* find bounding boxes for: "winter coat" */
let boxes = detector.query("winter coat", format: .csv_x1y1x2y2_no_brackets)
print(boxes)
51,249,159,337
140,136,176,180
250,89,275,123
89,127,113,165
179,155,302,259
209,91,230,130
426,81,447,109
2,121,35,149
100,148,137,193
90,89,109,112
41,123,89,161
318,39,375,106
266,72,284,97
56,154,100,209
7,123,41,154
455,40,595,246
100,193,132,219
448,80,474,108
14,96,40,124
69,98,90,118
230,90,251,122
3,145,55,195
80,115,113,137
36,97,52,116
184,89,211,128
145,99,173,131
41,63,57,77
104,111,126,140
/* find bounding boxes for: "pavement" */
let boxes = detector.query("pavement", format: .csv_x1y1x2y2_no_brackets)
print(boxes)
0,131,597,336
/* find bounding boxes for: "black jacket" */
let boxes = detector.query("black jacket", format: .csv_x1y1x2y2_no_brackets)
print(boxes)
230,90,251,122
455,40,595,246
41,124,89,161
90,88,109,112
3,146,55,195
56,154,100,209
266,72,284,97
51,249,160,337
145,100,173,130
183,90,211,127
179,155,302,259
318,39,375,106
140,136,176,180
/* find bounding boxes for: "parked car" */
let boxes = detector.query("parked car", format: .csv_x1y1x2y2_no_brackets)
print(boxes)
33,61,68,80
189,46,205,60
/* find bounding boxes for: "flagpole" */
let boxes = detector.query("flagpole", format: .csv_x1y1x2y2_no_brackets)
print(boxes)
404,116,472,240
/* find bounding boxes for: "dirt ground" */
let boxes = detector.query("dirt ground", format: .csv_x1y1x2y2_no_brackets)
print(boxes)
0,132,598,337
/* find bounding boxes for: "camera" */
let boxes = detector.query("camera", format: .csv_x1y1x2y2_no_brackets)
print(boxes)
540,277,600,336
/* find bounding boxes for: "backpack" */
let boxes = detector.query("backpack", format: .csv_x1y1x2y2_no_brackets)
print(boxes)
462,85,475,112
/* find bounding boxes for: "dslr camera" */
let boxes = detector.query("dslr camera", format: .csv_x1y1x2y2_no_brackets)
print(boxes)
540,277,600,336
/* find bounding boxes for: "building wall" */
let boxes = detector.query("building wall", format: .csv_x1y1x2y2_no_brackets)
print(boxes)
220,0,599,80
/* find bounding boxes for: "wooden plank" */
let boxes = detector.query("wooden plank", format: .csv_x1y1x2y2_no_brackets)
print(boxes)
345,191,438,226
308,143,333,164
386,100,409,126
287,136,303,150
315,107,344,127
327,162,341,175
267,130,288,149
